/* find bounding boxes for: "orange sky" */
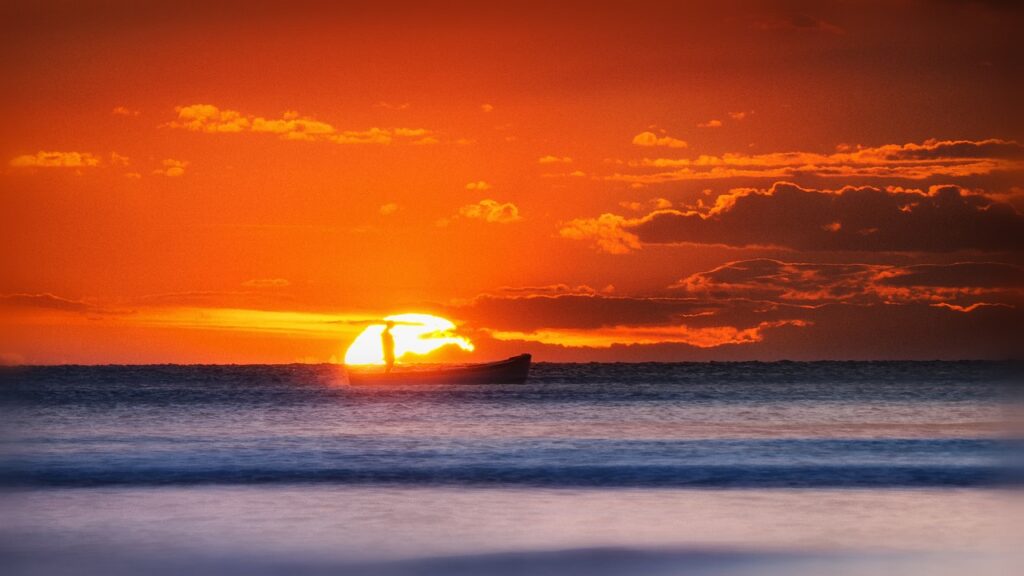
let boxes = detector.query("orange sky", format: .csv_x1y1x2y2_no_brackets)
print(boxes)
1,0,1021,364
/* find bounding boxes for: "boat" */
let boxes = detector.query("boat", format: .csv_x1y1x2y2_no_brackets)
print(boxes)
346,354,531,385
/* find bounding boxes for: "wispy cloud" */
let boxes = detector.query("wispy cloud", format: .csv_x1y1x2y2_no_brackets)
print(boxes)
561,181,1024,253
153,158,187,177
167,104,437,145
539,155,573,164
9,151,102,168
632,131,688,148
559,213,641,254
241,278,291,288
465,180,492,191
606,138,1024,183
458,199,522,223
675,259,1024,307
111,106,140,117
374,101,410,110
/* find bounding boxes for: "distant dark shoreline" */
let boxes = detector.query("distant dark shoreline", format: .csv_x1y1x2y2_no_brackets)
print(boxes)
4,359,1022,368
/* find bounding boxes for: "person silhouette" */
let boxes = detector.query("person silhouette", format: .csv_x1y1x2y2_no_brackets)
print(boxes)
381,320,396,373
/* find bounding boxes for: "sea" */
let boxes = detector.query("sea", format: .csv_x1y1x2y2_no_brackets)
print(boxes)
1,361,1021,575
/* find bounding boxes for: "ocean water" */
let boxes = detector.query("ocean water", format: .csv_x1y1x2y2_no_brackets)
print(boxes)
1,362,1021,575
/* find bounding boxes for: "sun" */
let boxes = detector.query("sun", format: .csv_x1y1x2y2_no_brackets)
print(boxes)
344,313,474,365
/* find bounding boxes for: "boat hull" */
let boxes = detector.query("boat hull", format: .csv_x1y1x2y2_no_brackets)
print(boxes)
346,354,531,385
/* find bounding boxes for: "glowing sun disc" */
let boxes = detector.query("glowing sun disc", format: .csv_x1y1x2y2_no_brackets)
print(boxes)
344,313,474,365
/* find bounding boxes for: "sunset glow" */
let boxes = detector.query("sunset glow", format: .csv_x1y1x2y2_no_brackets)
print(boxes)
344,314,474,365
0,1,1020,364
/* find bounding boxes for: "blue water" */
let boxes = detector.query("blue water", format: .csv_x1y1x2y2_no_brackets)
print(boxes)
1,362,1020,575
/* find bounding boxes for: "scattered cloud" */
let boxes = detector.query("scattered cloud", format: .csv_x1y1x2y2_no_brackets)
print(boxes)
379,202,400,215
632,131,688,148
458,199,522,223
728,111,750,120
449,256,1020,358
485,284,616,298
619,198,673,211
474,299,1020,360
465,180,492,190
153,158,188,177
539,155,573,164
112,106,140,117
543,170,589,179
606,138,1024,183
374,101,410,110
457,287,806,349
559,213,641,254
562,181,1024,253
241,278,291,288
459,293,714,332
9,151,101,168
481,103,495,113
487,321,803,349
169,104,250,133
697,119,723,128
167,104,436,145
0,292,94,312
675,259,1024,307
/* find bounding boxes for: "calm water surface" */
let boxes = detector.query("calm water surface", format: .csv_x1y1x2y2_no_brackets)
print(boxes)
1,362,1021,575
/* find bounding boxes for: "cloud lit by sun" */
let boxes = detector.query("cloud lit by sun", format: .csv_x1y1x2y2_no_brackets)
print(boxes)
344,313,474,365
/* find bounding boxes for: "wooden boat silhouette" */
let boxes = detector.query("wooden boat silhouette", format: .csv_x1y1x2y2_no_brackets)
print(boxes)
346,354,531,385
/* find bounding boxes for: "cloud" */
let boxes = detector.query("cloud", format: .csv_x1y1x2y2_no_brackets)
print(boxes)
619,198,673,211
485,284,615,298
459,292,715,332
481,103,495,113
559,213,641,254
874,262,1024,289
8,280,1019,361
675,259,1024,307
728,111,749,120
467,301,1018,361
450,256,1021,359
153,158,187,177
487,320,803,349
606,138,1024,183
539,155,573,164
167,104,435,145
9,151,101,168
241,278,291,288
563,181,1024,253
697,119,723,128
379,202,400,215
458,199,522,223
0,293,93,312
632,131,688,148
112,106,140,117
250,111,335,141
541,170,589,179
465,180,492,190
169,104,250,133
374,101,410,110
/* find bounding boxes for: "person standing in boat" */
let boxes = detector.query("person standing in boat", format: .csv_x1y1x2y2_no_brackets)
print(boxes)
381,320,396,373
